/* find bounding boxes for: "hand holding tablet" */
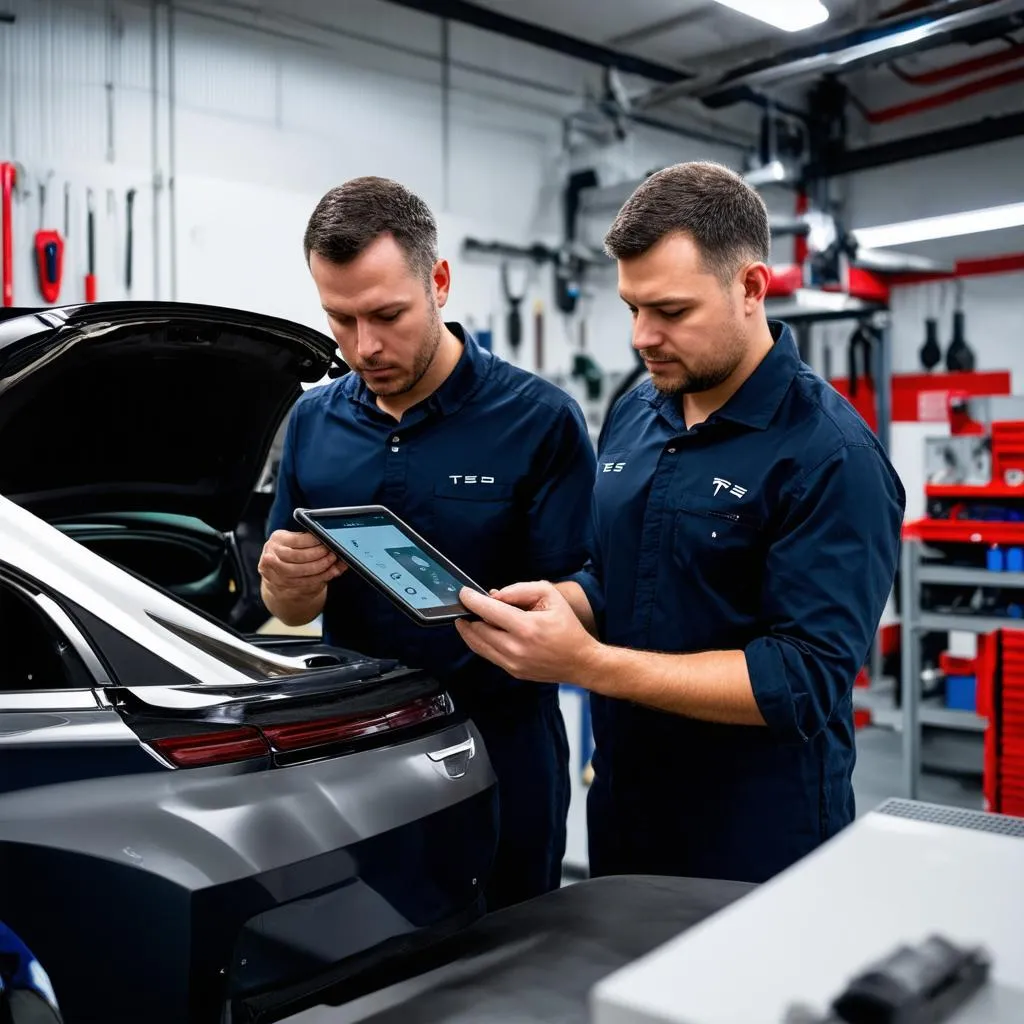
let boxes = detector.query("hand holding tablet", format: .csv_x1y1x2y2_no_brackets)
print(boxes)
293,505,488,626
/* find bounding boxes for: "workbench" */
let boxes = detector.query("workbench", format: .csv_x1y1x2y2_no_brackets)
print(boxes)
286,875,752,1023
593,799,1024,1024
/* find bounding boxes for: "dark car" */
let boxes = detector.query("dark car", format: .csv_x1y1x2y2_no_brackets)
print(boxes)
0,302,498,1024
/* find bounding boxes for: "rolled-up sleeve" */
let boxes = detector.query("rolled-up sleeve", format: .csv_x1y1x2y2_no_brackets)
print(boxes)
745,442,905,743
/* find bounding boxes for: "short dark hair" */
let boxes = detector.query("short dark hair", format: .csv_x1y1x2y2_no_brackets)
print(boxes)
303,176,438,281
603,161,770,281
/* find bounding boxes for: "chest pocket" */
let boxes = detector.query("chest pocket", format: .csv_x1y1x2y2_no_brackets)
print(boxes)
431,480,517,580
672,493,766,616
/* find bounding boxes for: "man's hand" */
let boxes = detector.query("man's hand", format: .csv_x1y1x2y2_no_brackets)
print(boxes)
258,530,346,626
455,581,600,684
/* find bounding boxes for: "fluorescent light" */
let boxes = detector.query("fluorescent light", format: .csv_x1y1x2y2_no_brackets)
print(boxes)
712,0,829,32
852,203,1024,249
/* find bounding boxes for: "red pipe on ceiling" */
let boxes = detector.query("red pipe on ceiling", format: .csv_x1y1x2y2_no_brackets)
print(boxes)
860,62,1024,123
893,41,1024,85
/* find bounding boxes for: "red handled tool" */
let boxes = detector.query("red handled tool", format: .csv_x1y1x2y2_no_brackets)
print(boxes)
33,176,65,304
84,188,96,302
1,162,17,306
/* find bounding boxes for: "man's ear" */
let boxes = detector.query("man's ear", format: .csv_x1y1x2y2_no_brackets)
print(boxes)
741,262,771,313
432,258,452,307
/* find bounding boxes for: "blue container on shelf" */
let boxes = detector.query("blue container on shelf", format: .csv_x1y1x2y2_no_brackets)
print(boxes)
945,674,977,711
988,545,1005,571
1008,547,1024,572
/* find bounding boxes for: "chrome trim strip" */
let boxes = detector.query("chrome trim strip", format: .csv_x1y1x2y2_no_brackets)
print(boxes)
0,690,100,711
32,592,112,686
426,737,476,763
0,709,136,746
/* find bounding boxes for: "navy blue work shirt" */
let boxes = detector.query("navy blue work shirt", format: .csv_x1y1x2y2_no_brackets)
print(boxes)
267,323,596,712
573,321,905,884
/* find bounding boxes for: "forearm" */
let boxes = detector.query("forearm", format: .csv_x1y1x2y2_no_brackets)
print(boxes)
578,645,766,727
554,581,597,637
261,580,327,628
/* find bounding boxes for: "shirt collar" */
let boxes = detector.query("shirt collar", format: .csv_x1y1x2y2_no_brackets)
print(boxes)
649,319,800,432
350,321,491,418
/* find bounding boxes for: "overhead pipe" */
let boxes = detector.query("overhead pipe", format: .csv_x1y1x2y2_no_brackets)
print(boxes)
892,40,1024,84
637,0,1024,109
856,61,1024,122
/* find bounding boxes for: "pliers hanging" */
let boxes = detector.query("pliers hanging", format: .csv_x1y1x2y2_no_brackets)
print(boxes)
847,321,876,398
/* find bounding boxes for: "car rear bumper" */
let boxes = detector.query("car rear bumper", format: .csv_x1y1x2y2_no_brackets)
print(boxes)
0,721,498,1023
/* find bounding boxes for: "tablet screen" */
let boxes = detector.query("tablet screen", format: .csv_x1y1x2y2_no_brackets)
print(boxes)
313,510,473,615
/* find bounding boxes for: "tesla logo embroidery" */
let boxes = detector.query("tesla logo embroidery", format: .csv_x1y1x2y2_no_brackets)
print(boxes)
713,477,747,498
602,462,626,473
448,475,496,484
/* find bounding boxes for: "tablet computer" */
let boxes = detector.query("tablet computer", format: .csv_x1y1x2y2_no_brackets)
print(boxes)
293,505,488,626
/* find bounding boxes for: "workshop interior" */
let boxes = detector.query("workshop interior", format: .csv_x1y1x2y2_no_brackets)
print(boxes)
2,0,1024,1022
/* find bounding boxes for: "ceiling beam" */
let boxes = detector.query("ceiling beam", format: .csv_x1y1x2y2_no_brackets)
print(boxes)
805,109,1024,177
375,0,694,83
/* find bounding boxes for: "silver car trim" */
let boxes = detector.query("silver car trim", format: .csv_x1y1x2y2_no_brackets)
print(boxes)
0,495,311,691
0,709,137,746
0,690,100,711
426,737,475,763
32,591,112,686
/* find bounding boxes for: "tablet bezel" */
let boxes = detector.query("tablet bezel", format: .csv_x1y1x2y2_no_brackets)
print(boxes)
293,504,488,626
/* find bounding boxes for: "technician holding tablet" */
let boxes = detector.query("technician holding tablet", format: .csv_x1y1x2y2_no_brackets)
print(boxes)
258,176,596,910
455,162,905,886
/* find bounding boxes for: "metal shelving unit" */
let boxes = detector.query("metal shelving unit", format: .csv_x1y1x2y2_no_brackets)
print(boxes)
898,539,1024,798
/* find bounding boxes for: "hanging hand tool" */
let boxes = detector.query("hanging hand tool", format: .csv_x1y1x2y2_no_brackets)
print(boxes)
63,181,70,238
1,162,18,306
501,261,527,361
846,321,875,398
125,187,136,295
533,299,544,373
33,174,65,304
85,188,97,302
945,280,975,372
920,285,942,370
919,285,942,372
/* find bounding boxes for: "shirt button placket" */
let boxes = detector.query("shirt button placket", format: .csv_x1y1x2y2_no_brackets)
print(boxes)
383,430,407,507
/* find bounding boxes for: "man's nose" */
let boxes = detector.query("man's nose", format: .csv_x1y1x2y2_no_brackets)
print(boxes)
354,321,382,359
632,311,661,351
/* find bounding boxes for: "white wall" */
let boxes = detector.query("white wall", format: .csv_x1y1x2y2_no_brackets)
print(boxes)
1,0,752,382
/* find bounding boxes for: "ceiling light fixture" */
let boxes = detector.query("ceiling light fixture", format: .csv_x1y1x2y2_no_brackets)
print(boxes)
852,203,1024,249
711,0,829,33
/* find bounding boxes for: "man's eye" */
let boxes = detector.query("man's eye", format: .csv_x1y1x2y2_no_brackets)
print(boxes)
379,311,401,323
661,309,685,320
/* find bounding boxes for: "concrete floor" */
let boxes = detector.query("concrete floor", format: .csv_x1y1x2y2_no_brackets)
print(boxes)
852,725,983,814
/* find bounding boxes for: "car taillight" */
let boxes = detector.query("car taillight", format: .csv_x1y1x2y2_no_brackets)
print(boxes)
151,726,270,768
263,694,452,754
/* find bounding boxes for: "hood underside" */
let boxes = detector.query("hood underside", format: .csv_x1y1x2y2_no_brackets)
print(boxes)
0,302,338,530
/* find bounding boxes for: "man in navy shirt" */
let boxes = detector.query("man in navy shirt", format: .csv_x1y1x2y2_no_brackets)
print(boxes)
258,176,596,908
457,161,905,885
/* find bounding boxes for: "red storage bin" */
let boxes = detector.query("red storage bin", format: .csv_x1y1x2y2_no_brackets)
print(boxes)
981,629,1024,814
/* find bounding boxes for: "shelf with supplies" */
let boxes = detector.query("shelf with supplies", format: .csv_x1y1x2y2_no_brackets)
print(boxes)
899,534,1024,800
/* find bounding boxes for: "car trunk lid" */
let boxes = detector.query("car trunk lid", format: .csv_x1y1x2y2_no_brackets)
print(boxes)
0,301,338,530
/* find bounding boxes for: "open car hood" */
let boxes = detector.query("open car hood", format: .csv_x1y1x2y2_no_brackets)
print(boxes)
0,301,338,530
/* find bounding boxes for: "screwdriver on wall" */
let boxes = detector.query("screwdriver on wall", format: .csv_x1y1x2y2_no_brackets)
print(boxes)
85,188,96,302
